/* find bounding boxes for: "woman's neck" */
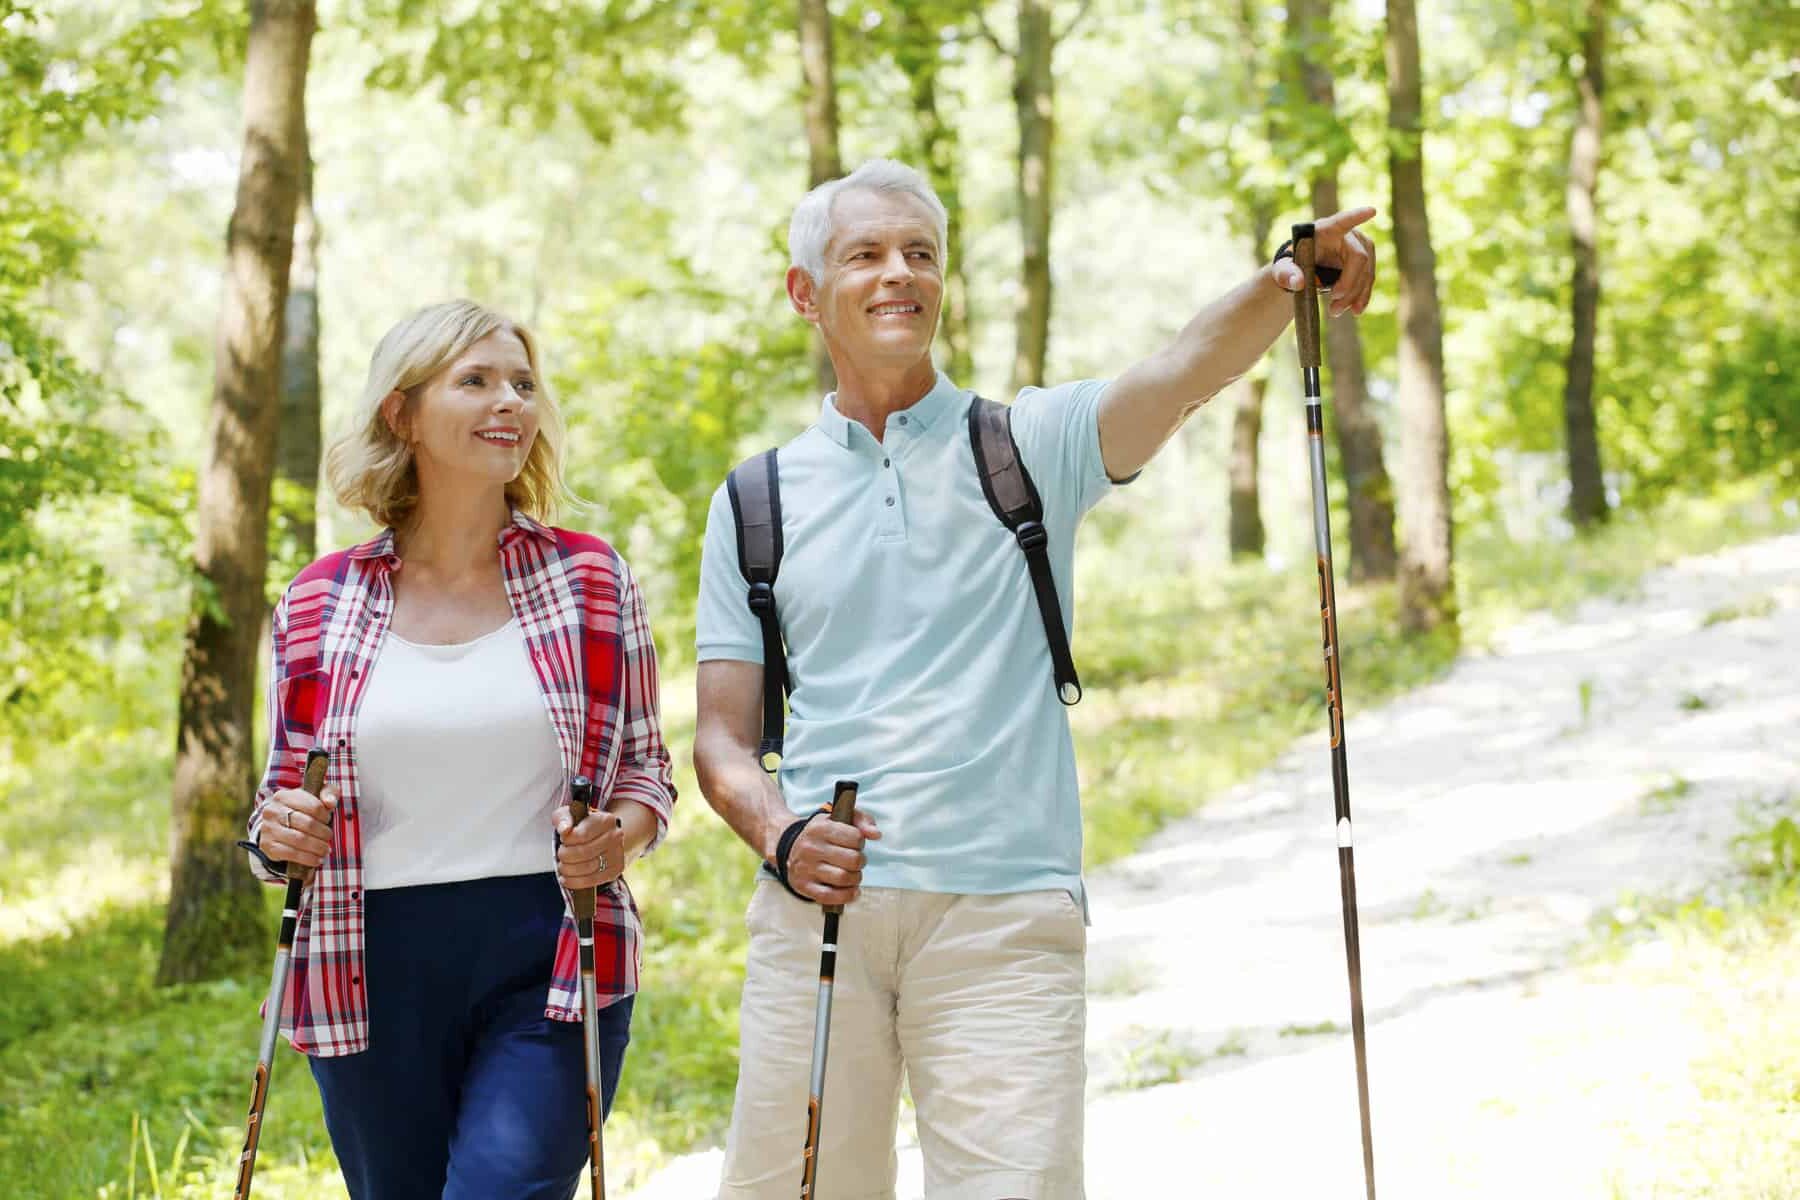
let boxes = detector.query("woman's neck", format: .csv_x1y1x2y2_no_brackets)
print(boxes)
396,483,511,575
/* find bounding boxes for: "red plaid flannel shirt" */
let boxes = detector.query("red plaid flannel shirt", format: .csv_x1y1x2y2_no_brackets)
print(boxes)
246,511,675,1056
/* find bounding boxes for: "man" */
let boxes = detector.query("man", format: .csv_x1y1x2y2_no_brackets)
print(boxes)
694,158,1375,1199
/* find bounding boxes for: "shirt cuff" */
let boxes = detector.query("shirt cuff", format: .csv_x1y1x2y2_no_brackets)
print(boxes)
695,640,765,664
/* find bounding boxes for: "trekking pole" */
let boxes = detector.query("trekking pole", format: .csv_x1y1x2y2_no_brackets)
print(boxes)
1291,222,1377,1200
799,779,860,1200
568,776,608,1200
230,747,331,1200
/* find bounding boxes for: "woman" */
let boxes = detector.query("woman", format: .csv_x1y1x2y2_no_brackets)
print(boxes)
246,299,674,1199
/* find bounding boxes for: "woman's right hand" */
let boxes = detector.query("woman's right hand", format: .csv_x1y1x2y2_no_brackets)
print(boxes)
259,786,338,869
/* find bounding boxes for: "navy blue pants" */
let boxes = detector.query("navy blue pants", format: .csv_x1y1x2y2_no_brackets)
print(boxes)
309,872,632,1200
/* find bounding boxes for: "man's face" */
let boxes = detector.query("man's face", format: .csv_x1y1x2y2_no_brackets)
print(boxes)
801,187,944,373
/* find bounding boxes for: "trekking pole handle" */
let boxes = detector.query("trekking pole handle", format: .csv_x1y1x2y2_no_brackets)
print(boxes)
289,748,331,888
1292,223,1324,373
568,777,597,923
822,780,859,917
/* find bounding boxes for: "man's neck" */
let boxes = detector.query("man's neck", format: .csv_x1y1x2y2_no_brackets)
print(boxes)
829,355,939,443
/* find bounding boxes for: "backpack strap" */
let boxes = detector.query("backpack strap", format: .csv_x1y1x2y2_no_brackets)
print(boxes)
968,396,1082,705
726,448,789,771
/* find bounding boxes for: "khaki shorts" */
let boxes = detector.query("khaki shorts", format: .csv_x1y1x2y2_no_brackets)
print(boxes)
717,883,1087,1200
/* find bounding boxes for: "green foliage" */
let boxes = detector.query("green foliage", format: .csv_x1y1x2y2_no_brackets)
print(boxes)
1429,0,1800,520
360,0,779,144
556,264,810,649
0,2,229,741
1736,810,1800,892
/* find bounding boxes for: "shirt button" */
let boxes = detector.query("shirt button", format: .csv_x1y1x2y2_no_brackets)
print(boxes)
897,415,909,426
885,496,896,507
882,458,890,468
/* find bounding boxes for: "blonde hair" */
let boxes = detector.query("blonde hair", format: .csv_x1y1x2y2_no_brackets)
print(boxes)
326,300,568,530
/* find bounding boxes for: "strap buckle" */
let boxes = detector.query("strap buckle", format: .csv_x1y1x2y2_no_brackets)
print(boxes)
1014,520,1048,552
746,581,775,615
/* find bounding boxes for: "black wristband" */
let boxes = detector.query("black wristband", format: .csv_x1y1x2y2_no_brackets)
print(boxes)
1273,238,1342,290
771,810,828,902
237,838,288,880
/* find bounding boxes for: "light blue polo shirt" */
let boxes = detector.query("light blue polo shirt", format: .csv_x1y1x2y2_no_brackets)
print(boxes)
695,371,1121,910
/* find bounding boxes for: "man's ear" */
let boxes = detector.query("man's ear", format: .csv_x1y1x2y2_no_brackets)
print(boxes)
380,389,409,441
786,266,821,326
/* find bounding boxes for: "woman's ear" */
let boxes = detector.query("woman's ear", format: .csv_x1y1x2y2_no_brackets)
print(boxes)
380,389,409,441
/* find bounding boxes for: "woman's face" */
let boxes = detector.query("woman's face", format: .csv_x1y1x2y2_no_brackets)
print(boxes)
394,329,541,495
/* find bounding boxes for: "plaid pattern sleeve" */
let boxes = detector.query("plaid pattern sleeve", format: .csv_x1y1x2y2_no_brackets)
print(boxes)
239,545,385,1056
246,592,295,885
519,523,678,1023
610,556,677,851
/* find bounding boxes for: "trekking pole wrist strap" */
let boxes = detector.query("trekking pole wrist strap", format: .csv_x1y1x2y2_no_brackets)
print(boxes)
1273,238,1342,290
770,807,830,903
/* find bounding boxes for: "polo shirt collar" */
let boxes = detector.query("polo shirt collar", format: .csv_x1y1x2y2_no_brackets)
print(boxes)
817,370,963,448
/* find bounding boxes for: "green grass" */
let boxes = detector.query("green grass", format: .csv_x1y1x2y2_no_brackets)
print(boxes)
1102,1026,1248,1093
1589,799,1800,1197
1277,1019,1345,1038
1701,592,1779,628
1641,773,1695,815
2,484,1794,1194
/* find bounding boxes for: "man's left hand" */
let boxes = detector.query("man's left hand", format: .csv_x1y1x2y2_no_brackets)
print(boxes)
1272,206,1378,319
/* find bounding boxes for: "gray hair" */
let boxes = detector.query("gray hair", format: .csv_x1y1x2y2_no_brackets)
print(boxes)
787,158,949,283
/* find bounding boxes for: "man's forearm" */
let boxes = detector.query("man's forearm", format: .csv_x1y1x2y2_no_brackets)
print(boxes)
694,739,793,865
1100,265,1293,479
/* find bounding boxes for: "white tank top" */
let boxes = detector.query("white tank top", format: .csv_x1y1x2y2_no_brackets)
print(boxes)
354,617,565,890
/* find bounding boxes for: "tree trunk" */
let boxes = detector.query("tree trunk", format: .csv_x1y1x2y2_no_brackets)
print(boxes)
799,0,842,396
160,0,316,986
1292,0,1398,581
1385,0,1456,634
277,136,321,562
896,7,973,382
1563,0,1608,526
1009,0,1054,393
1228,216,1275,559
1228,373,1269,559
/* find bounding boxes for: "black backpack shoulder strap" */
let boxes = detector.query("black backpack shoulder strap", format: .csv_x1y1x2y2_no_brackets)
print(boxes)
725,448,790,771
967,396,1082,705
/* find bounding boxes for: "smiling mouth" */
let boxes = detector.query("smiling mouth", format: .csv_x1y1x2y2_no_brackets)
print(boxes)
476,431,521,445
869,302,922,317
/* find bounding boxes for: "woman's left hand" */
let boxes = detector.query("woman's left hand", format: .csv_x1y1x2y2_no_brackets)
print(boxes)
555,804,626,891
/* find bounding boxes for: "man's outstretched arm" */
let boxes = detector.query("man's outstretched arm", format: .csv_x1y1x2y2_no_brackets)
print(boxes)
1097,206,1377,481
